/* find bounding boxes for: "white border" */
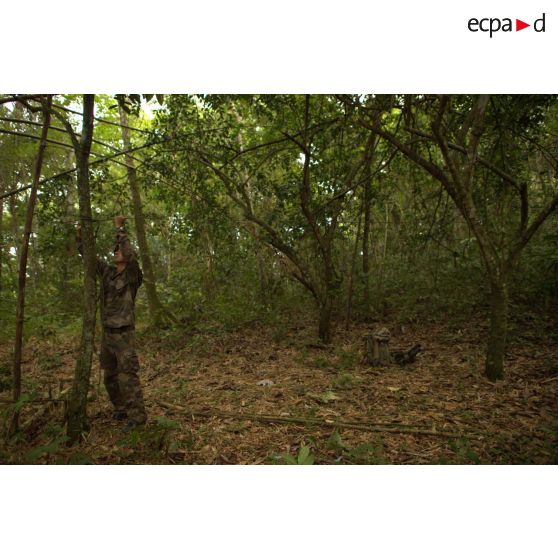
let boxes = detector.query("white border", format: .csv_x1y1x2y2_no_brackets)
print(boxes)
1,1,556,91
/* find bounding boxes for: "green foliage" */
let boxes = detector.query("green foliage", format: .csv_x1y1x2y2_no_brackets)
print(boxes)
326,431,386,464
334,350,358,371
332,372,358,390
117,415,180,458
23,424,69,464
1,94,558,464
24,435,69,463
1,394,31,435
280,444,316,465
326,431,349,452
346,442,386,464
2,93,557,347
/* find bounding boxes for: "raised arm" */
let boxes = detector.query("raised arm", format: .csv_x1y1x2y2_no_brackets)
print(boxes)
114,215,143,288
114,215,135,263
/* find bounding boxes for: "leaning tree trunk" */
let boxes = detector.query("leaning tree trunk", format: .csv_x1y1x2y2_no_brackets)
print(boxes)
485,279,509,382
9,95,52,435
118,105,172,327
66,95,97,444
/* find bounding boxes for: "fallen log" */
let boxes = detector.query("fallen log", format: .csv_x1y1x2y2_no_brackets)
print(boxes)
155,399,470,439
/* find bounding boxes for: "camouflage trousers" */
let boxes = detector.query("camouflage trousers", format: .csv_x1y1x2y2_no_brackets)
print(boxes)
100,328,147,424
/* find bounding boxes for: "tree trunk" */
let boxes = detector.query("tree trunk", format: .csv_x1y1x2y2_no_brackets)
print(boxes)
345,210,362,328
362,155,372,313
10,95,52,435
484,279,509,382
10,195,19,264
0,194,3,293
250,222,268,306
66,95,96,444
318,294,333,344
201,228,215,299
60,153,76,304
378,201,389,292
118,105,170,327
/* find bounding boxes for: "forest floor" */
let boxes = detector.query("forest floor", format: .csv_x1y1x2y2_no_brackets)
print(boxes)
1,311,557,465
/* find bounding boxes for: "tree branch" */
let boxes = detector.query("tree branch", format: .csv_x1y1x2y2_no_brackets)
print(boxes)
509,188,558,264
0,138,171,200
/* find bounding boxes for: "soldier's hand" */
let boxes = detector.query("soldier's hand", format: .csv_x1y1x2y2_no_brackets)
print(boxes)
114,215,127,228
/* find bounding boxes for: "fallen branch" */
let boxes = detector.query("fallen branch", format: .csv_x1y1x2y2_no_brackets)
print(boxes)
0,398,66,404
156,400,468,438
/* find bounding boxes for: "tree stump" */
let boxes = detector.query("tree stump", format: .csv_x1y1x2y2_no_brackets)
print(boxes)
364,327,391,366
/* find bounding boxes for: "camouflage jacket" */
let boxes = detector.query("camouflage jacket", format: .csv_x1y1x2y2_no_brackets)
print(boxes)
79,229,143,329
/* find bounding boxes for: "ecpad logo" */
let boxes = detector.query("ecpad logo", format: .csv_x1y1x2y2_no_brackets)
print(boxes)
468,13,546,37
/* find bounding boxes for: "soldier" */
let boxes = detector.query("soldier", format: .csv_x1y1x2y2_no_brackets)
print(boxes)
77,215,147,432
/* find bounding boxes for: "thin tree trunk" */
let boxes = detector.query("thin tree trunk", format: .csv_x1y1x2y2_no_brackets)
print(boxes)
257,251,267,306
201,228,215,299
10,95,52,435
378,201,389,294
485,279,509,382
362,160,372,313
318,294,333,344
167,232,172,281
60,153,76,303
10,195,19,264
345,210,362,328
118,105,170,327
0,194,4,293
250,222,268,306
66,95,96,444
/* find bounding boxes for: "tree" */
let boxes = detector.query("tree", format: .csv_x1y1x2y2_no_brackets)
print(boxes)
358,94,558,380
118,103,174,327
10,95,52,434
61,95,97,443
154,95,379,342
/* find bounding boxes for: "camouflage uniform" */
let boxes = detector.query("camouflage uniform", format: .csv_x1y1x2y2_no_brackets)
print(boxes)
80,228,147,424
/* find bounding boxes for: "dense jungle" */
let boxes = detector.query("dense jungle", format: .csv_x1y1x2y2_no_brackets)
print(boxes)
0,94,557,464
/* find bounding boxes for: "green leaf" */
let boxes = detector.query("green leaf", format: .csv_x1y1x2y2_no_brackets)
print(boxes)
327,431,347,452
297,445,315,465
321,390,340,402
24,436,69,463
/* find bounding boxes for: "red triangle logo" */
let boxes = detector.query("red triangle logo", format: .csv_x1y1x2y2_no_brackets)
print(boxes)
516,19,530,31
